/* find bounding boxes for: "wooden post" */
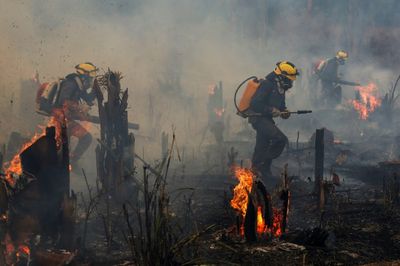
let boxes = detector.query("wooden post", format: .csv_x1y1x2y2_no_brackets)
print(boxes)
314,129,325,205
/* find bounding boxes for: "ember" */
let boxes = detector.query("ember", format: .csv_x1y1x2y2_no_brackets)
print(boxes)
271,208,283,237
351,83,381,120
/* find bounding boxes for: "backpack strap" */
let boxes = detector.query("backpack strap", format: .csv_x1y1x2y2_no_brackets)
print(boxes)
51,78,64,106
73,76,84,91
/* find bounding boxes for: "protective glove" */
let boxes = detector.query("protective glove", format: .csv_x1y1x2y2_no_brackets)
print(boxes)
280,109,291,119
271,107,281,118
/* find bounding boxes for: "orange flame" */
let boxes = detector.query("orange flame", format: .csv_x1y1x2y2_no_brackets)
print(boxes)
4,131,43,186
351,83,381,120
3,109,64,186
256,207,283,237
230,167,254,217
256,206,265,234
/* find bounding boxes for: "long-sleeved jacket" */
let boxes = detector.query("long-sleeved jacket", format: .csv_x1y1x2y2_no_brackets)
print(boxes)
55,73,96,108
249,72,286,118
317,57,340,83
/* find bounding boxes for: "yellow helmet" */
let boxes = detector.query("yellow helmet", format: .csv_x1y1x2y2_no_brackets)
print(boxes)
75,62,98,77
274,61,299,81
336,50,348,60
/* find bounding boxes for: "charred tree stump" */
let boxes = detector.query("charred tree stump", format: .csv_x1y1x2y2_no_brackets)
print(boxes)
8,123,74,252
94,71,137,201
244,195,257,242
243,180,272,242
255,181,273,229
314,128,325,208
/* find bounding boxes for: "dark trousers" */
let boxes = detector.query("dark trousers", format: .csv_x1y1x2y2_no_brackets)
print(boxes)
321,81,342,108
250,118,288,177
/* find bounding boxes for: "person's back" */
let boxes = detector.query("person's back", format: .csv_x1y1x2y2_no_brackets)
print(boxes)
318,57,339,83
317,50,348,107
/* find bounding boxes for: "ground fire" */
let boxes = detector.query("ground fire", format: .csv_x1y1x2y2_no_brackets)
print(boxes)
351,83,382,120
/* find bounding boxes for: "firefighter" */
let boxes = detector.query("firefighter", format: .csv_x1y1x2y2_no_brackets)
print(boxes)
315,50,359,107
37,62,98,163
249,61,298,179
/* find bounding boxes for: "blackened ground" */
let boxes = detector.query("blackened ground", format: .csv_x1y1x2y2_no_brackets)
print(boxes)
181,173,400,266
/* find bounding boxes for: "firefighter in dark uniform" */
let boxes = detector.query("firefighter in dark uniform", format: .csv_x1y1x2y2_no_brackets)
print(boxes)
316,50,356,107
249,61,299,179
37,62,98,163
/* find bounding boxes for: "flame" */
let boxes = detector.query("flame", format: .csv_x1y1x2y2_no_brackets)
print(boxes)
256,207,283,237
351,83,381,120
3,109,64,186
230,167,254,217
256,206,265,234
3,132,43,186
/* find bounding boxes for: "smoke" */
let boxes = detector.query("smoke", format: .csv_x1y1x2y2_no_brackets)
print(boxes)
1,0,400,157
